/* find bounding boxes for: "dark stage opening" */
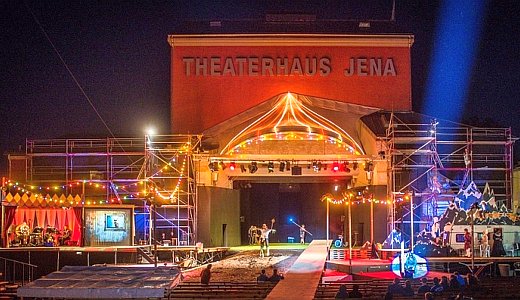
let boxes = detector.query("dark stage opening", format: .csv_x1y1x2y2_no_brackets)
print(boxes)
238,181,352,244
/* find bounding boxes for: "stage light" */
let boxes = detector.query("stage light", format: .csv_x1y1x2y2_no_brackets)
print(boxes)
145,127,156,136
240,164,247,173
249,162,258,173
279,162,286,172
219,161,227,170
285,161,291,171
208,162,218,172
229,162,236,171
268,162,274,173
342,161,349,170
332,162,340,172
312,161,319,172
334,185,340,192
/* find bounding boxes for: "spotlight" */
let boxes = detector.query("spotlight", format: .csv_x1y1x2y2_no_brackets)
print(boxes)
268,161,274,173
229,162,236,171
312,161,319,172
219,161,227,170
240,164,247,173
208,162,218,172
279,161,286,172
332,162,340,172
249,162,258,174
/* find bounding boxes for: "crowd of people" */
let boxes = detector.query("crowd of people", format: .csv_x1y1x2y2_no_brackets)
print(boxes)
383,271,480,299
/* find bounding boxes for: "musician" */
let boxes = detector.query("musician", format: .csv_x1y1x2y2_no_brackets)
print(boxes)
300,224,306,244
59,225,71,246
259,223,274,257
15,221,30,246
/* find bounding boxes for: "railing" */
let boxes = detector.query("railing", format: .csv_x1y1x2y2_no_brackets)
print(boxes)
0,256,38,286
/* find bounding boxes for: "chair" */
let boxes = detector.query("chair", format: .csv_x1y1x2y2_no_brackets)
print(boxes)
479,244,490,257
509,243,520,257
514,262,520,277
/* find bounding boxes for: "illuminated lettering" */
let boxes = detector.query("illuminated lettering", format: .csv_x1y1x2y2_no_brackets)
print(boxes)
248,57,259,76
183,57,194,76
222,57,236,76
319,58,331,76
261,57,274,76
210,57,221,76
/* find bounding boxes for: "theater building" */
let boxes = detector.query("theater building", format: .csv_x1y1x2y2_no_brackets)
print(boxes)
3,25,513,249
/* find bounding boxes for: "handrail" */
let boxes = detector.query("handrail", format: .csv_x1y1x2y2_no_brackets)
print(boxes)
0,256,38,286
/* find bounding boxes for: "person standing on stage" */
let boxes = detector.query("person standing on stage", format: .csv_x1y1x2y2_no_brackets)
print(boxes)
248,225,257,245
463,228,472,257
300,224,306,244
259,223,274,257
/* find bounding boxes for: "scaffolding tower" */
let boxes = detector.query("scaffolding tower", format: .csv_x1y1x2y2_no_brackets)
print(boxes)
385,113,514,239
143,134,201,246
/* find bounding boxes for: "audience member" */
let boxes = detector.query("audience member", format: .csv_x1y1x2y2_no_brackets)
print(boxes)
200,264,212,285
440,276,449,291
424,292,434,300
454,272,466,287
403,280,414,296
430,277,444,294
335,284,348,299
269,268,284,282
417,277,431,295
256,269,268,282
449,274,460,290
349,284,363,298
467,273,479,288
387,278,404,295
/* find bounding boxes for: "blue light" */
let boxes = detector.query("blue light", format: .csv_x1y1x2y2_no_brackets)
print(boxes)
391,252,428,279
423,1,487,122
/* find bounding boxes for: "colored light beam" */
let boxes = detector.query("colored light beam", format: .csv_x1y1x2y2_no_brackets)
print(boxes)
423,1,487,122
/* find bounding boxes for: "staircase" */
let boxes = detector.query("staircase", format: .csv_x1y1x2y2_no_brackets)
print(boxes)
137,246,155,264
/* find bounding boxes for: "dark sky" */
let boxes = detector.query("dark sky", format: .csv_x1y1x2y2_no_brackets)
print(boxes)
1,1,520,176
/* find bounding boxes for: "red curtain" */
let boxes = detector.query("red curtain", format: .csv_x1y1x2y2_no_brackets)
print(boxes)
73,207,83,246
12,208,82,244
2,206,17,247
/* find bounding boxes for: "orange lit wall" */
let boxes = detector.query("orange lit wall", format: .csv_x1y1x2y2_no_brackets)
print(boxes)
169,34,414,133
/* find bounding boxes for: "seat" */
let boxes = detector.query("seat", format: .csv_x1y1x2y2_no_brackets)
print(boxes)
480,244,490,257
509,243,520,257
514,262,520,277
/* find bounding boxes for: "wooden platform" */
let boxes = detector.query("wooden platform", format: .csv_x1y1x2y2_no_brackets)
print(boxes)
266,240,330,300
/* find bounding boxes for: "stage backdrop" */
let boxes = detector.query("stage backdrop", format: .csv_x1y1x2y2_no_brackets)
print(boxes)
83,207,133,246
169,34,414,133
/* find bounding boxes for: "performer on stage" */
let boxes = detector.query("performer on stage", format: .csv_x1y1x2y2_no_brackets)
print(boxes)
59,225,71,246
259,223,274,257
15,221,30,246
300,224,306,244
480,229,489,257
248,225,258,245
491,227,506,257
463,228,472,257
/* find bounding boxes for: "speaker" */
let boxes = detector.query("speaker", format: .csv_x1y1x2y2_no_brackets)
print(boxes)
291,166,302,175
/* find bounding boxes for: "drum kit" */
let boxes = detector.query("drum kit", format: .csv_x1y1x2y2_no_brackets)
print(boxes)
13,225,61,247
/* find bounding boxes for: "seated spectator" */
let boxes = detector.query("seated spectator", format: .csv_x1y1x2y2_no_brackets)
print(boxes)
387,278,404,295
349,284,363,298
424,292,434,300
257,269,269,282
440,276,449,290
449,274,460,290
269,268,284,282
417,277,431,295
430,277,444,294
200,264,212,285
335,284,348,299
454,272,466,287
403,280,414,296
466,273,479,287
384,291,393,300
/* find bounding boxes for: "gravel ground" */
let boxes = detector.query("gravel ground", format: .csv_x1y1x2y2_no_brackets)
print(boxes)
182,249,302,282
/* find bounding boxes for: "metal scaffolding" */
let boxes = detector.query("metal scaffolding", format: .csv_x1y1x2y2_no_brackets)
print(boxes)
385,112,514,239
144,134,201,246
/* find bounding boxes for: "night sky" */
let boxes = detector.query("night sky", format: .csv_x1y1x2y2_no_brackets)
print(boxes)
1,1,520,176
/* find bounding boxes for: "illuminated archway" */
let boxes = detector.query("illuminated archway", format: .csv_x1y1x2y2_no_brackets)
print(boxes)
220,93,365,156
